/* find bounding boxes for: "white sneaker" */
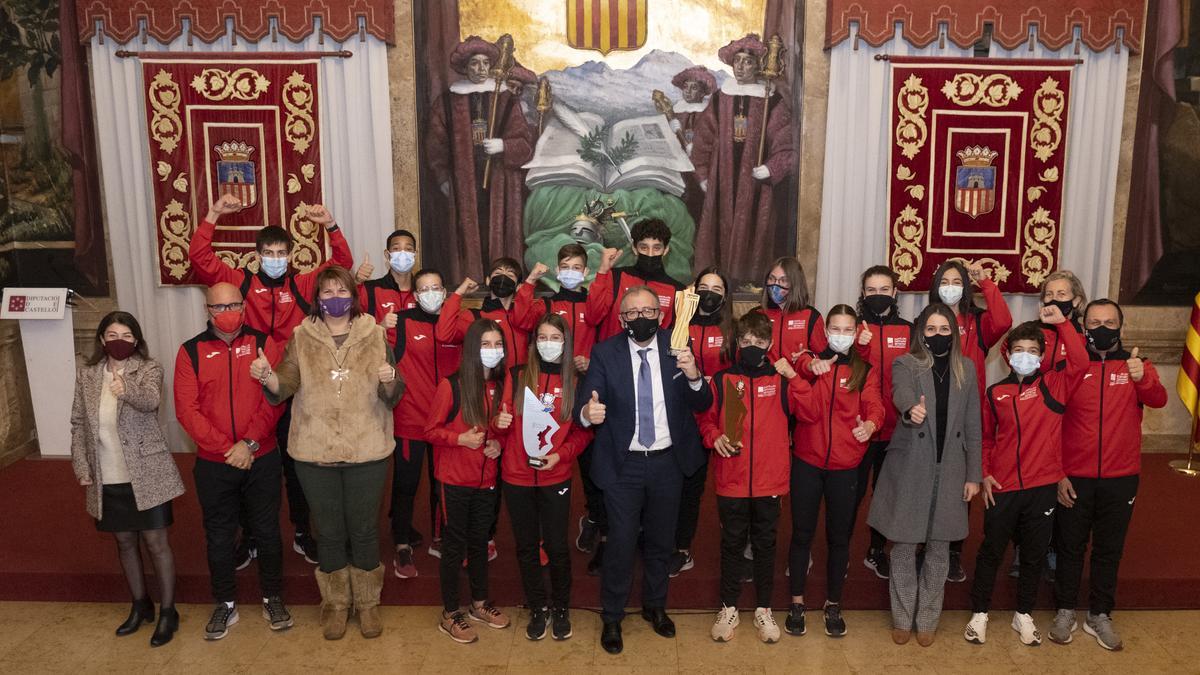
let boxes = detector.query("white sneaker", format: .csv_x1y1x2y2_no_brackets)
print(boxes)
1011,612,1042,646
754,607,780,643
743,542,754,561
711,605,739,642
964,612,988,644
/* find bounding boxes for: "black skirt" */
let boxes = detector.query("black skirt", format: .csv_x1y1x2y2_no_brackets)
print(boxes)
95,483,173,532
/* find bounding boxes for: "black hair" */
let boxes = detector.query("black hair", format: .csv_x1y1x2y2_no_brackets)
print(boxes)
255,226,293,253
630,219,671,248
87,311,150,366
386,229,418,250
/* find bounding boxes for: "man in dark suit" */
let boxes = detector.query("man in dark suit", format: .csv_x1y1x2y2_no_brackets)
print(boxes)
574,285,712,654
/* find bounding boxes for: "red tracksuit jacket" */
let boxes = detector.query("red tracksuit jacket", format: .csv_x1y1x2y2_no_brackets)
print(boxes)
698,363,803,497
854,313,914,441
688,313,732,380
1062,348,1169,478
511,283,604,358
392,308,463,443
1038,321,1084,373
589,267,683,340
173,326,283,463
188,219,353,343
426,375,511,489
757,305,828,365
956,278,1013,405
790,352,885,471
437,294,530,368
499,365,592,487
982,322,1087,492
359,274,417,347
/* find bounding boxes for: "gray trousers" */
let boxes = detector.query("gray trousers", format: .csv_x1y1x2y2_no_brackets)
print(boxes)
889,540,949,632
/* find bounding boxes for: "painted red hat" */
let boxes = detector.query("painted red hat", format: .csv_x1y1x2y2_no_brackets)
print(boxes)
717,33,766,66
450,36,500,74
507,63,538,85
670,66,716,94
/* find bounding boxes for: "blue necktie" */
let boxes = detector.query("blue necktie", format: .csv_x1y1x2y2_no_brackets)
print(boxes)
637,348,656,448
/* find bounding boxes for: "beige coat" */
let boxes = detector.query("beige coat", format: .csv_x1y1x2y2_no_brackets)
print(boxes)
70,356,185,520
267,315,403,463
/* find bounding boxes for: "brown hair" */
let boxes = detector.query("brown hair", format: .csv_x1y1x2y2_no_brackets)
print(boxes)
735,310,773,343
909,303,967,388
459,318,507,428
693,266,736,362
1005,321,1047,353
87,311,150,366
308,266,364,321
522,313,576,422
827,304,869,392
761,256,811,313
557,243,588,266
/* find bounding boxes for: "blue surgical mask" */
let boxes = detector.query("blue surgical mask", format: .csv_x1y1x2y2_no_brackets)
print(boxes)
557,269,585,290
1008,351,1041,377
260,256,288,279
389,250,416,274
767,284,788,305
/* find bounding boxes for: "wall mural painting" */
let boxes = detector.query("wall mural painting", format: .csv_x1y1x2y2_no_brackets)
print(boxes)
414,0,801,290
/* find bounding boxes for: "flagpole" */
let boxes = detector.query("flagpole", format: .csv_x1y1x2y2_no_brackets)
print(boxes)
1169,410,1200,477
1172,289,1200,477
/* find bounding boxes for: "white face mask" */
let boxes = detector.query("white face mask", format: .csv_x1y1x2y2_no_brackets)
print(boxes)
417,289,445,314
828,333,855,355
1008,351,1041,377
536,340,564,363
557,269,585,290
938,284,964,306
480,347,505,369
389,250,416,274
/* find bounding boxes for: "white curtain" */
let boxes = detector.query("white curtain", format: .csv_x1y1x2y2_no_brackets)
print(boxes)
815,25,1128,382
88,24,394,448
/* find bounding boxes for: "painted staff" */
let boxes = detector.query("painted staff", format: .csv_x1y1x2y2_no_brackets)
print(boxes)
535,77,553,135
482,34,515,190
757,34,785,166
651,89,689,151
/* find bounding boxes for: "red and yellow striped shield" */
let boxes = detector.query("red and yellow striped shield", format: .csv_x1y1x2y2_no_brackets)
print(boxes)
1180,290,1200,448
567,0,647,55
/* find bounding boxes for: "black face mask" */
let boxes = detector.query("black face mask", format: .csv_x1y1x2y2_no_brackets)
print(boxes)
924,333,953,356
635,254,665,277
737,345,767,370
1087,325,1121,352
489,275,517,299
624,316,659,343
1044,299,1076,319
862,294,895,317
697,290,724,314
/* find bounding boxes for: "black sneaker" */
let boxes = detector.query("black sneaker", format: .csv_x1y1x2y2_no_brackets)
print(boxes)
576,516,599,553
785,603,806,636
262,596,294,631
551,607,572,640
864,548,890,579
948,551,967,583
234,537,256,571
526,606,548,641
823,603,846,637
587,541,605,576
667,550,694,577
294,531,318,564
204,603,239,640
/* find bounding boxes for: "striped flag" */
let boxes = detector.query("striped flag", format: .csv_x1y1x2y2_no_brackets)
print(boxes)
566,0,647,55
1180,290,1200,449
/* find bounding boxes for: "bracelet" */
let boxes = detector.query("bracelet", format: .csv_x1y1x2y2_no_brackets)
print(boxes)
326,224,339,233
259,369,273,385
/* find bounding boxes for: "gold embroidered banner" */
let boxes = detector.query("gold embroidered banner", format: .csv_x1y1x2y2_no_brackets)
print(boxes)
141,57,324,285
886,57,1074,293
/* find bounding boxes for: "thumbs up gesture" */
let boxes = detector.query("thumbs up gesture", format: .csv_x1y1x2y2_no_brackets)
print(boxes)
458,426,486,449
377,363,396,384
808,354,836,376
355,252,374,283
495,402,514,430
851,414,876,443
382,309,398,329
583,390,607,425
774,357,797,380
857,320,873,346
250,348,272,382
909,394,927,425
109,369,126,398
1127,347,1145,382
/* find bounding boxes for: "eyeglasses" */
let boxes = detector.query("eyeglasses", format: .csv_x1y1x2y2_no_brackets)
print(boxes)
620,307,661,321
206,302,244,313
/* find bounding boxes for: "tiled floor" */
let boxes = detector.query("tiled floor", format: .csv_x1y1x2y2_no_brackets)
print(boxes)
1,602,1196,673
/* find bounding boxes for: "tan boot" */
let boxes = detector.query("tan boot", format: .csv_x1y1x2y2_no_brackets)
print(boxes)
314,567,351,640
350,565,385,638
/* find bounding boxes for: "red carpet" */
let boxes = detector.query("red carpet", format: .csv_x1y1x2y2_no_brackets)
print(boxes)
2,453,1198,609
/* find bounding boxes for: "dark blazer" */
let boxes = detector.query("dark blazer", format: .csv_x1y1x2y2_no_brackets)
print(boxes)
574,330,713,490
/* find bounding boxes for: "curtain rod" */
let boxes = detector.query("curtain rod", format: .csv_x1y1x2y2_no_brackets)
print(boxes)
873,54,1084,64
116,50,352,59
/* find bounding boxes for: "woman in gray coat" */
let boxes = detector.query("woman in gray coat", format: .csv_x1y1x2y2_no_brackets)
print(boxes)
71,311,185,647
867,303,981,646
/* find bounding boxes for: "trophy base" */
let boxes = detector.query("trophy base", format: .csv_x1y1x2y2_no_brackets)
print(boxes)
527,457,547,468
1169,458,1199,477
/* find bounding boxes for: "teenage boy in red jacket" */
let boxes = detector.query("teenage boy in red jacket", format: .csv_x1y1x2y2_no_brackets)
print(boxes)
1048,299,1168,651
588,219,684,340
173,283,291,640
357,228,420,347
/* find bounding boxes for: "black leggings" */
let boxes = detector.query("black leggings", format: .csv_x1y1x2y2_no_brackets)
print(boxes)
439,484,498,612
504,479,572,609
788,459,858,603
114,528,175,608
854,440,889,551
389,437,441,546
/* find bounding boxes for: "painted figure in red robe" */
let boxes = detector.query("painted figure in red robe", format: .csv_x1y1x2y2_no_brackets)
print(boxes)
670,65,717,229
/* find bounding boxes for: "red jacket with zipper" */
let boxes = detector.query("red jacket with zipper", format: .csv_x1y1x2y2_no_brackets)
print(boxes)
982,322,1087,492
588,267,683,340
853,312,913,441
955,278,1013,405
426,375,511,489
756,305,828,365
437,293,530,368
1037,321,1084,373
698,363,803,497
688,312,732,380
1062,347,1168,478
173,325,283,463
188,219,353,343
511,282,604,358
358,274,416,347
499,364,592,487
392,308,463,443
790,352,884,471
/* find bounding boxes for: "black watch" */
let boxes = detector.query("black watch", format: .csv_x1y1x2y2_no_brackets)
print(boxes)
243,439,260,452
326,224,339,233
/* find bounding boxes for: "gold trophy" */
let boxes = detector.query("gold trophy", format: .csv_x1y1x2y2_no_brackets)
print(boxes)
482,34,515,190
757,34,785,166
535,77,553,135
670,285,699,352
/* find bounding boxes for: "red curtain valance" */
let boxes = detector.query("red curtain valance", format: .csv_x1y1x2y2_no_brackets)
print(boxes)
827,1,1145,54
76,0,394,46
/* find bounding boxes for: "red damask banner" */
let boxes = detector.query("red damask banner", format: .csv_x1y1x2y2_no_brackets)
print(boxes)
886,57,1074,294
141,57,325,285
